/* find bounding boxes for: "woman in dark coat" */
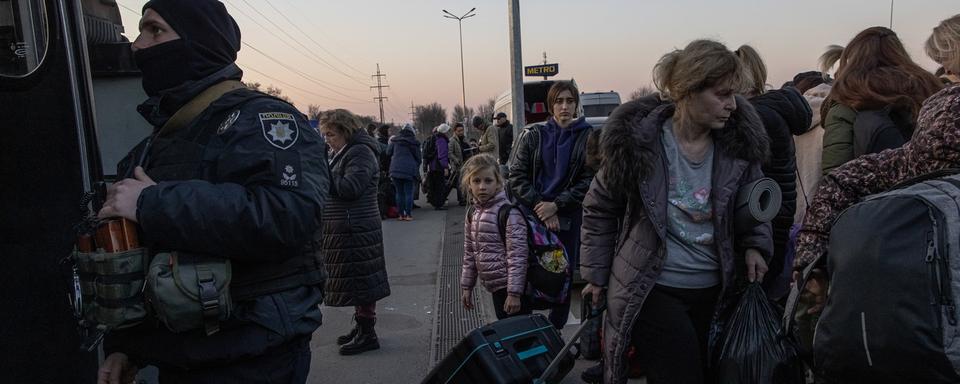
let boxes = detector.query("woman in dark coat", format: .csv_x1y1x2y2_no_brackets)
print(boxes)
509,80,595,329
387,124,421,220
735,45,814,299
580,40,772,384
318,109,390,356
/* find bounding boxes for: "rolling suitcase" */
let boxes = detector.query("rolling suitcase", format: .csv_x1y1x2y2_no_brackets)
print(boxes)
423,300,605,384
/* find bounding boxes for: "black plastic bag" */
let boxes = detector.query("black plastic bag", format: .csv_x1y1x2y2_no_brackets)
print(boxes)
713,283,805,384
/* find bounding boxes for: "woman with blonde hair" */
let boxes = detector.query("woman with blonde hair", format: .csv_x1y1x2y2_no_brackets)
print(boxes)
580,39,772,384
795,13,960,324
318,109,390,356
735,45,813,299
818,26,943,175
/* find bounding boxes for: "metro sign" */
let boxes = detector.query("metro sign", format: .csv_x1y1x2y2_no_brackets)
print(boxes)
525,63,559,77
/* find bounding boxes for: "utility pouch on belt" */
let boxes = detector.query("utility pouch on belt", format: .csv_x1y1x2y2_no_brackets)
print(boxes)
75,247,150,331
145,252,232,336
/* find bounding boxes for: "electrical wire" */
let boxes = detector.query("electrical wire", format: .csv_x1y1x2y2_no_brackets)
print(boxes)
221,0,369,93
239,63,370,105
263,0,370,79
234,0,371,88
241,42,372,103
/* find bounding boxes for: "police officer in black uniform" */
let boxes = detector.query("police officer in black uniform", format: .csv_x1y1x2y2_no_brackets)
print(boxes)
96,1,328,383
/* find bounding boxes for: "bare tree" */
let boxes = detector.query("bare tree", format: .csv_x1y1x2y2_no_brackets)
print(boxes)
307,105,322,121
629,85,656,101
476,97,496,123
264,85,294,106
414,103,447,139
354,115,377,131
452,104,475,126
242,81,262,92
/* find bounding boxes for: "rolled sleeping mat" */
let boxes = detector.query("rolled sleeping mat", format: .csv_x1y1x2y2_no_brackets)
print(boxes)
734,177,782,232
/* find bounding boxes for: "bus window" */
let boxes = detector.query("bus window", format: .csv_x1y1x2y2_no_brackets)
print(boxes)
0,0,47,77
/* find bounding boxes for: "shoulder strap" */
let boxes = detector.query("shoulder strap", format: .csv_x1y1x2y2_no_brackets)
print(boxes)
496,203,514,242
157,80,245,137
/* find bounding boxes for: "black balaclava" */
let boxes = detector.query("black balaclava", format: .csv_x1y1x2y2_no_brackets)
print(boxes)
135,0,241,96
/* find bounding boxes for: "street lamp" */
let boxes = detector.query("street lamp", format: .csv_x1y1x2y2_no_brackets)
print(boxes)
443,7,476,134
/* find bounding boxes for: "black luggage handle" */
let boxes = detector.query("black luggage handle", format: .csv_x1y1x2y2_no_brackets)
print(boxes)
534,295,607,384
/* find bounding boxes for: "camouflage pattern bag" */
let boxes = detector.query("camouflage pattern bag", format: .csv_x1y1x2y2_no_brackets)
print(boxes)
75,247,150,330
145,252,232,335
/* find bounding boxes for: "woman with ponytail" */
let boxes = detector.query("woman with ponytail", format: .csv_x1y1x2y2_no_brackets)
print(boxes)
579,39,772,384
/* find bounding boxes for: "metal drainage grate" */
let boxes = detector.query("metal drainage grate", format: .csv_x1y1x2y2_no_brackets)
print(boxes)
429,207,489,365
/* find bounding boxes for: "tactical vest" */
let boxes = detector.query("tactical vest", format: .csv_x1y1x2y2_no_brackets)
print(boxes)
119,91,325,303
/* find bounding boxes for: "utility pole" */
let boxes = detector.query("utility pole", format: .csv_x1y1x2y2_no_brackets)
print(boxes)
409,101,416,123
371,63,389,124
508,0,525,134
889,0,894,29
542,51,548,80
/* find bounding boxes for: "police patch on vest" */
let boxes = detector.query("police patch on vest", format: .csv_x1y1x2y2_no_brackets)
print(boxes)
260,112,299,149
218,110,241,135
276,151,301,188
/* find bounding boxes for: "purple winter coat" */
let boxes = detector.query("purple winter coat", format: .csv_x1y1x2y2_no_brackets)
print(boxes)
461,191,529,295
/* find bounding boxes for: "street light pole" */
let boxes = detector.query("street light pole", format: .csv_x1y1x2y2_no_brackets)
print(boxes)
443,8,476,134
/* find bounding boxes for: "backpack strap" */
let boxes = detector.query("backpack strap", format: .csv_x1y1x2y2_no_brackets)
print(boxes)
465,205,475,225
496,203,514,242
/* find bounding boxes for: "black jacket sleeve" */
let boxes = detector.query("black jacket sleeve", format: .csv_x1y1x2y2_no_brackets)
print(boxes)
137,98,329,262
508,127,543,208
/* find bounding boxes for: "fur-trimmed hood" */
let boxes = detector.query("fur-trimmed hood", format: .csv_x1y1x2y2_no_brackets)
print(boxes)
599,93,769,195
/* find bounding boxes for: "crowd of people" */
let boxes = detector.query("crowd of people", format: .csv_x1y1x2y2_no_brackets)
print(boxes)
93,0,960,383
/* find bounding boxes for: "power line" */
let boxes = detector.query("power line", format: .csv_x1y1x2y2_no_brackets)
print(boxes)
241,42,371,103
221,0,368,93
262,0,370,79
239,63,369,106
233,0,371,88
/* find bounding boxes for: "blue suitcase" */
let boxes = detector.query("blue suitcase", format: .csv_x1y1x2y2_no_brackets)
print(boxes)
422,314,574,384
423,298,605,384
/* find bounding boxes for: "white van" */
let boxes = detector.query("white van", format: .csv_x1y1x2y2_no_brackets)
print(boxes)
580,91,621,130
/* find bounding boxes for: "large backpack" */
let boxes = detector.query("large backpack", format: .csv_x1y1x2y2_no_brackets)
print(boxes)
809,170,960,383
466,203,572,306
422,135,438,166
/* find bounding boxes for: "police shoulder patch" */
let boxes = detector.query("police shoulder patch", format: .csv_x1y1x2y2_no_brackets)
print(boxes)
217,109,241,135
260,112,299,150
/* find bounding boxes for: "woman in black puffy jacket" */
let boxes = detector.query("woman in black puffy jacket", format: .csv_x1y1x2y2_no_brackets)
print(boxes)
318,109,391,356
736,45,813,298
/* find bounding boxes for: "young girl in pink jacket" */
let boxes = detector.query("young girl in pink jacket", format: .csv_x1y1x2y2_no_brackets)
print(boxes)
460,154,531,319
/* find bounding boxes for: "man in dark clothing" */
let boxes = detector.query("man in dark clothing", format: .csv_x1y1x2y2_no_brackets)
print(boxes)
96,1,328,383
494,112,514,165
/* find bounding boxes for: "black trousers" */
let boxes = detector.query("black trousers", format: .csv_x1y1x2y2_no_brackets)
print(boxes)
631,284,720,384
491,289,533,320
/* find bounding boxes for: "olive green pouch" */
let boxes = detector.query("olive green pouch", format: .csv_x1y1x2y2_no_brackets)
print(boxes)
145,252,232,335
75,247,150,330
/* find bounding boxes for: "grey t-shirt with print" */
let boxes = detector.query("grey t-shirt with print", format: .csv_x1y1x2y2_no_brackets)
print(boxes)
656,119,721,289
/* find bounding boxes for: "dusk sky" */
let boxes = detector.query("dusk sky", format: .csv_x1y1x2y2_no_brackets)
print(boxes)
118,0,959,123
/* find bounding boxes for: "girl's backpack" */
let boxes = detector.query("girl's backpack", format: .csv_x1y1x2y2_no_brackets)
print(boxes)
466,204,572,307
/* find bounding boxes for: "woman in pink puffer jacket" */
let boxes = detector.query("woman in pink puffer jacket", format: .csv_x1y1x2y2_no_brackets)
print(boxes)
459,154,530,319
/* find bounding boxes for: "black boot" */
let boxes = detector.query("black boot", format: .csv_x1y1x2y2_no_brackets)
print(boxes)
336,317,360,345
581,359,603,383
339,316,380,355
